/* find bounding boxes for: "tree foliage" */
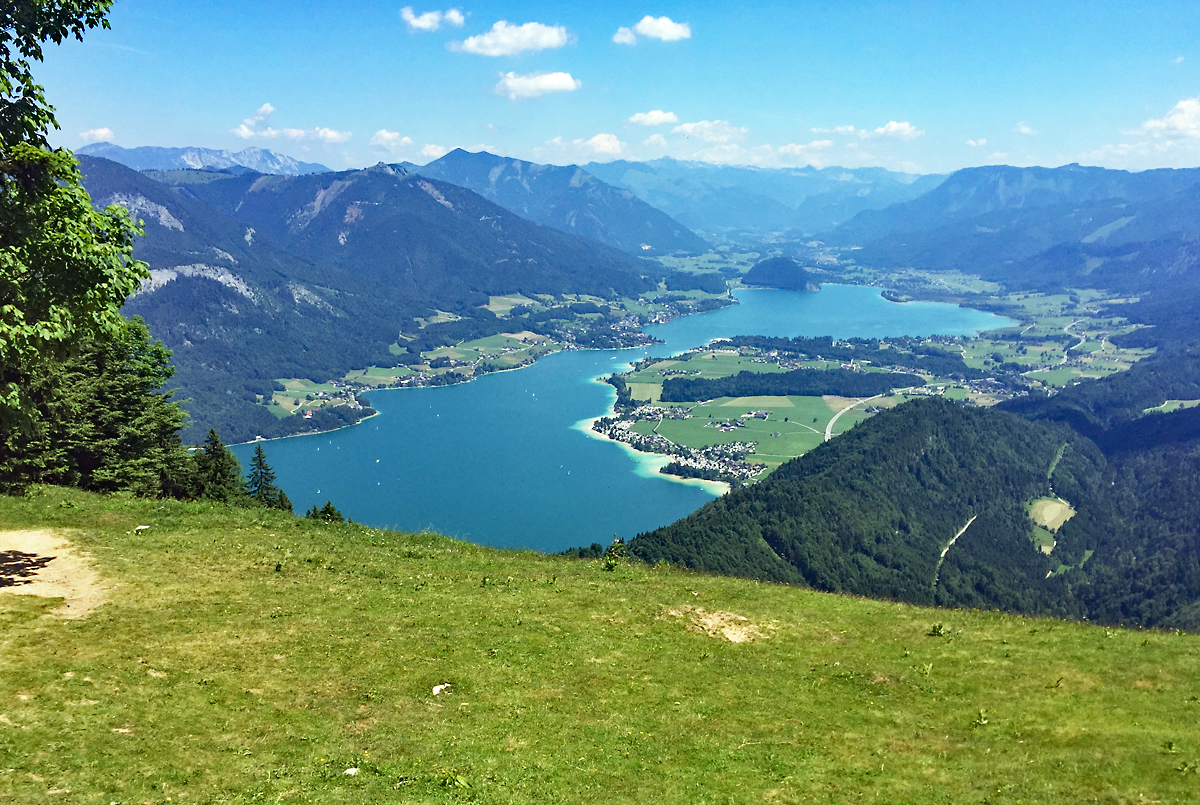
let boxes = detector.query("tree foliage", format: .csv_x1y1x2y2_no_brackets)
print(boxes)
248,443,292,512
0,316,196,496
1,1,114,146
1,2,149,425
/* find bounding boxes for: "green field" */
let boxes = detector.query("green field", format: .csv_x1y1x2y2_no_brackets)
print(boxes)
631,395,876,471
1144,399,1200,414
3,487,1199,804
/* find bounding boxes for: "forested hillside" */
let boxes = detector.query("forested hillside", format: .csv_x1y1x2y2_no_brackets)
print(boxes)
742,256,820,290
632,398,1094,615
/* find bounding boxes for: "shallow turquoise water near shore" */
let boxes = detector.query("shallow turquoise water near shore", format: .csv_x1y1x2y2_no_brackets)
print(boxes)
233,286,1014,552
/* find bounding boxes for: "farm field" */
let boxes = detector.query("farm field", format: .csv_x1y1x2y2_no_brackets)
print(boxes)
2,487,1199,805
1029,496,1077,535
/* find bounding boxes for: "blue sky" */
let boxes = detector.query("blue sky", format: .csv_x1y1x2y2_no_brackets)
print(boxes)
38,0,1200,174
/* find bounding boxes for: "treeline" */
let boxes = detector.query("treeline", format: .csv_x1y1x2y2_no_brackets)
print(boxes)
660,368,922,402
720,335,982,378
0,318,292,511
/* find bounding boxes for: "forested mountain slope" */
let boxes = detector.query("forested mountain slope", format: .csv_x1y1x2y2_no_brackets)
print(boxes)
157,162,654,304
414,149,708,256
636,381,1200,630
633,398,1096,613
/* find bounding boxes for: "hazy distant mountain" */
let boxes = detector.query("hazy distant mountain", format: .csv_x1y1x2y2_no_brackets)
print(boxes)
78,142,330,175
832,163,1200,248
583,157,944,241
412,149,708,256
830,163,1200,283
827,162,1200,348
80,156,655,441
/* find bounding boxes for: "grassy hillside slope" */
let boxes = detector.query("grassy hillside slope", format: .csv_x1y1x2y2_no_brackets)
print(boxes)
2,487,1198,804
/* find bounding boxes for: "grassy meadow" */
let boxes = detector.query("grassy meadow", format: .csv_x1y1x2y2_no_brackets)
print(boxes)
2,487,1199,803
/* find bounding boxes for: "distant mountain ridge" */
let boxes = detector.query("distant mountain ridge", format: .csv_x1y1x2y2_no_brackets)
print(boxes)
412,149,708,256
825,162,1200,346
78,142,330,175
583,157,945,241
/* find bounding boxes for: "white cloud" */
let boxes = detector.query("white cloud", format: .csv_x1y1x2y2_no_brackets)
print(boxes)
643,133,668,147
232,103,277,138
402,7,463,31
1174,55,1185,65
79,127,114,143
627,109,678,126
635,15,691,41
1141,97,1200,137
1015,121,1037,135
613,15,691,45
612,26,636,45
672,119,748,143
231,104,349,143
778,139,833,155
401,7,465,32
371,130,414,151
811,121,922,140
583,133,623,155
452,21,569,56
313,127,352,143
422,143,447,158
1083,97,1200,168
494,71,581,100
537,133,625,162
966,138,987,147
776,140,834,168
874,120,923,139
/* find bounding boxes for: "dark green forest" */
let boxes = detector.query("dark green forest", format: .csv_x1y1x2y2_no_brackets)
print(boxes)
743,256,819,290
660,367,922,402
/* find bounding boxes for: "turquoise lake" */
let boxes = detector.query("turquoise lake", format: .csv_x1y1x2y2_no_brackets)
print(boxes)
233,285,1014,552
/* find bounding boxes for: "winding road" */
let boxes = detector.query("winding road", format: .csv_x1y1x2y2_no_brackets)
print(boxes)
824,394,885,442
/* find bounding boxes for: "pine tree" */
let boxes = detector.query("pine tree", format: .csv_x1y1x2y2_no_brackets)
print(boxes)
193,429,246,503
305,500,344,523
247,443,292,512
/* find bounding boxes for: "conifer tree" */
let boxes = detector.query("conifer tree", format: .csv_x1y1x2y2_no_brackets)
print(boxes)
193,428,246,503
247,443,292,512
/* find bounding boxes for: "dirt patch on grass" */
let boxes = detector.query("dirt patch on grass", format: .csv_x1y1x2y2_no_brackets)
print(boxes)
0,530,107,619
665,605,772,643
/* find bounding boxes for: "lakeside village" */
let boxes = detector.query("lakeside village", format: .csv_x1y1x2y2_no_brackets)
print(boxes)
592,405,764,485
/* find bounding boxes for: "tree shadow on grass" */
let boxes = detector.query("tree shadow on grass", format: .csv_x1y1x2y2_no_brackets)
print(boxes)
0,550,54,588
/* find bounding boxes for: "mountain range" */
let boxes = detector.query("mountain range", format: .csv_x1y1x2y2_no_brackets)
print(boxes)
584,158,946,241
78,142,330,175
410,149,708,256
821,162,1200,348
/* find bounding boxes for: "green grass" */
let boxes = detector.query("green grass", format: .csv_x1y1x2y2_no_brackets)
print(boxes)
2,487,1199,803
1026,367,1084,388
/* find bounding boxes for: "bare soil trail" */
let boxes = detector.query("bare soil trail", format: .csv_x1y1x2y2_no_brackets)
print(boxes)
0,530,108,618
